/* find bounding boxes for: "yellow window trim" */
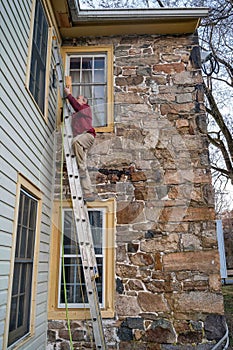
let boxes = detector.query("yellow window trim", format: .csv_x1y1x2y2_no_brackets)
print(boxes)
3,174,42,350
48,198,116,320
25,0,54,123
59,45,114,133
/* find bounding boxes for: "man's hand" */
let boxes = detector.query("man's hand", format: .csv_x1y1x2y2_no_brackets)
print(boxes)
64,86,71,96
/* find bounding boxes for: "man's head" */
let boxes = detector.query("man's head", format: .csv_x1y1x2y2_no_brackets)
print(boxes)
77,95,88,105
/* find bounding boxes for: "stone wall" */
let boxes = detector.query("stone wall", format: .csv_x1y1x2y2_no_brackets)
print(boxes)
49,33,226,349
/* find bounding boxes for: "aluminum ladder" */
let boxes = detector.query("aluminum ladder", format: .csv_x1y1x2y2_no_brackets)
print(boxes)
53,37,106,350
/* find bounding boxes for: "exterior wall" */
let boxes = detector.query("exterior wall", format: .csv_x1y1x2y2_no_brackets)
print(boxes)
1,1,57,349
48,33,225,349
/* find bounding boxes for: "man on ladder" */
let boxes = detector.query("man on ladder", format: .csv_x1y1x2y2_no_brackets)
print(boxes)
64,85,97,202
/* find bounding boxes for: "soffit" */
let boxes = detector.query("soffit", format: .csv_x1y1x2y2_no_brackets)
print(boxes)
50,0,208,38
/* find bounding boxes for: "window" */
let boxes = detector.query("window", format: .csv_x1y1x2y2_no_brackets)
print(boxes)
63,46,113,132
29,0,49,114
59,209,104,308
48,199,115,319
8,188,38,346
68,54,107,128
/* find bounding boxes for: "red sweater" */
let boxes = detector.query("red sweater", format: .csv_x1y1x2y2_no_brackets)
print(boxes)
66,94,96,137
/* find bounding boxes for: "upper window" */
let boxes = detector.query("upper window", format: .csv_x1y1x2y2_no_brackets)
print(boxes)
68,54,107,128
63,46,113,132
29,0,49,114
8,188,38,346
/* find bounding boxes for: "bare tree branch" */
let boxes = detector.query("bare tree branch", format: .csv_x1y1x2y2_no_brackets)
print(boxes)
203,82,233,163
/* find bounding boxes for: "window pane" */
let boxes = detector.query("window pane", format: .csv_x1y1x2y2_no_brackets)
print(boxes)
96,257,103,303
15,227,21,258
27,229,35,258
9,297,17,331
18,295,25,328
22,196,29,226
70,57,81,69
82,57,92,70
41,18,48,62
94,57,105,69
93,104,107,128
64,257,80,284
94,70,105,83
60,257,87,303
61,283,88,304
12,263,20,296
94,86,105,99
82,85,92,100
75,284,88,304
71,86,80,99
17,195,23,228
82,70,93,84
70,71,80,84
29,200,37,229
63,211,78,255
20,227,27,258
20,264,27,293
89,211,103,254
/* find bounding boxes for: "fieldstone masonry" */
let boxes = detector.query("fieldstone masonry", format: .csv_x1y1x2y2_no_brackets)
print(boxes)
49,33,226,349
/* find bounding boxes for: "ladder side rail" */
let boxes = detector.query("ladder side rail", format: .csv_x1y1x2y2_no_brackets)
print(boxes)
53,40,64,98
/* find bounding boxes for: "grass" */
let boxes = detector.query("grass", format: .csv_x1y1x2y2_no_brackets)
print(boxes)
222,284,233,348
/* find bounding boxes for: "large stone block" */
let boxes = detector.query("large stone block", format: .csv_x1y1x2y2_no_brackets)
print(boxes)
116,263,138,278
117,201,145,224
138,292,169,312
171,291,224,314
116,295,141,316
141,233,180,253
129,252,154,267
144,319,176,343
163,250,220,273
153,63,185,74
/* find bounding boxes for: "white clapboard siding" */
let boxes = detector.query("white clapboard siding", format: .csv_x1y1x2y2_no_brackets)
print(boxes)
0,0,58,348
0,227,13,247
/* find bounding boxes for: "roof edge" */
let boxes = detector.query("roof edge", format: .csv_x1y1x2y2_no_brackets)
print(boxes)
68,1,209,22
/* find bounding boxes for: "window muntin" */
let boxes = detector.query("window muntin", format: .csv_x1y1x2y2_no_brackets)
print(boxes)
68,54,107,128
8,189,38,346
29,0,48,114
59,208,105,308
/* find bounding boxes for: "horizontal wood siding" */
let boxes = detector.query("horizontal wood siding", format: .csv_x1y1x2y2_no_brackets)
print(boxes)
0,0,57,349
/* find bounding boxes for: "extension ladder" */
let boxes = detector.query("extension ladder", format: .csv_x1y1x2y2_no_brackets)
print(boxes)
53,37,106,350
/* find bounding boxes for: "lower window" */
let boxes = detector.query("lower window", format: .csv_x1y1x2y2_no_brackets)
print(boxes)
48,199,115,319
59,209,104,307
8,188,38,346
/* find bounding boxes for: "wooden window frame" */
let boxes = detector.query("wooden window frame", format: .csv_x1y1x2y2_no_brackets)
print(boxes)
25,0,53,122
59,208,106,308
4,174,42,349
60,46,114,133
48,199,115,320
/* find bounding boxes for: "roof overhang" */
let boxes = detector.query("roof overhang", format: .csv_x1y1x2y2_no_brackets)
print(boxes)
50,0,209,38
